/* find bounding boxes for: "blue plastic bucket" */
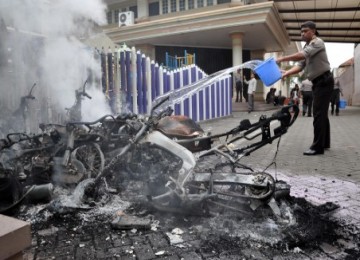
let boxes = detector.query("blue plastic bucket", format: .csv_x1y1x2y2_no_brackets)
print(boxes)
254,57,282,87
339,99,347,109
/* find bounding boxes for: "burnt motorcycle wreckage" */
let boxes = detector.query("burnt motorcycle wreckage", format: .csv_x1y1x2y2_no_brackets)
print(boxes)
0,88,298,219
79,96,299,219
0,83,37,138
0,84,105,214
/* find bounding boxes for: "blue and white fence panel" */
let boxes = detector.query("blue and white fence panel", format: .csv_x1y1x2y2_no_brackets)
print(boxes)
100,47,232,122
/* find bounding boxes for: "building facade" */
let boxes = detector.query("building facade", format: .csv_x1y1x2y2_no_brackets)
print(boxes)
102,0,292,71
100,0,298,100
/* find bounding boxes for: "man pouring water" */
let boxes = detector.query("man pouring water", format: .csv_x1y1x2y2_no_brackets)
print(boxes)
276,21,334,156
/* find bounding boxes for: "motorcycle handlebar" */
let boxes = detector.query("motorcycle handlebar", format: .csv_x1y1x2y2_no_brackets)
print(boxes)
150,96,170,116
66,114,115,127
229,104,299,136
271,104,299,127
82,92,92,99
25,95,36,100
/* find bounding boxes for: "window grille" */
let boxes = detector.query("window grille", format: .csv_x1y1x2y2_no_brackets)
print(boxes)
162,0,169,14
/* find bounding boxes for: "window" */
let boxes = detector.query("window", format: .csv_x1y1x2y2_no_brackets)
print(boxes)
129,6,138,18
114,9,119,23
106,11,112,24
207,0,214,6
188,0,194,9
162,0,168,14
217,0,231,4
170,0,177,12
149,1,160,16
179,0,186,11
197,0,204,8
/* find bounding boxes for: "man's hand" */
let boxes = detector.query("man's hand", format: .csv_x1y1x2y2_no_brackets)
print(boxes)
280,69,287,79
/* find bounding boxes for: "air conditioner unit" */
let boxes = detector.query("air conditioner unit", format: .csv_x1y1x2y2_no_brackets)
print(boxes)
119,11,134,27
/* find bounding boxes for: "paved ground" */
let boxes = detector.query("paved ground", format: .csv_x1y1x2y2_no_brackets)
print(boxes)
21,101,360,260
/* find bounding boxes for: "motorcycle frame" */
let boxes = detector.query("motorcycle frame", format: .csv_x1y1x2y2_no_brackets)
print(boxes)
141,105,299,213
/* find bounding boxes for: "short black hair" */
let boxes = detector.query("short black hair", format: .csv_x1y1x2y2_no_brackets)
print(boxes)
301,21,319,36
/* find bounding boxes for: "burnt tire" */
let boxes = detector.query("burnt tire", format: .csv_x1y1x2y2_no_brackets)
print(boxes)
72,143,105,179
0,174,23,214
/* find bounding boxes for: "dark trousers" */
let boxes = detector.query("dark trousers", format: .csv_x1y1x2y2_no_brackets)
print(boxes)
302,91,313,116
243,84,248,102
235,81,243,102
310,72,334,152
330,89,340,115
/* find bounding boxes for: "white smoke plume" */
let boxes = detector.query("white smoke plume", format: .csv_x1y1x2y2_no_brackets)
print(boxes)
0,0,111,133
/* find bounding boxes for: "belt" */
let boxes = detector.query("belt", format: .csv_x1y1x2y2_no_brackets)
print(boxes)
312,71,331,84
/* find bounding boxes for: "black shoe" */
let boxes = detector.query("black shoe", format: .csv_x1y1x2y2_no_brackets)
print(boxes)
307,114,312,117
331,111,334,115
336,113,339,116
303,149,324,156
302,112,306,116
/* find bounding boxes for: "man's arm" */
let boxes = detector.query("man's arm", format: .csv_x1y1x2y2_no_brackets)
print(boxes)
282,65,303,78
277,52,306,63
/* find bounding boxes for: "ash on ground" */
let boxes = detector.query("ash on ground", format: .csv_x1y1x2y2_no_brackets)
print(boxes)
14,191,360,260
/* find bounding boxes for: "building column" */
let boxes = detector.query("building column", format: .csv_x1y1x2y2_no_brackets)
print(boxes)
230,32,244,100
352,44,360,105
230,32,244,67
137,0,149,20
251,49,266,101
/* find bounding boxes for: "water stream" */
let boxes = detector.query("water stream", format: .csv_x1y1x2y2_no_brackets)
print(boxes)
152,60,262,111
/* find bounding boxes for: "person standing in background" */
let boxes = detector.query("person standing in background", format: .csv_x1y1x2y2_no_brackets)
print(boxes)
234,69,243,102
243,78,249,102
276,21,334,156
300,79,313,117
290,84,300,106
244,72,257,113
330,76,343,116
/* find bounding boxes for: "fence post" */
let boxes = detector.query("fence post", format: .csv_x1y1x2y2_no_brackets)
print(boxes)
125,50,132,110
141,54,147,114
100,48,107,94
184,50,187,65
151,61,155,101
163,69,168,94
155,63,159,99
211,83,215,119
174,69,180,115
136,51,142,113
190,64,196,121
183,67,189,117
114,48,121,114
179,68,184,115
227,77,231,116
198,70,204,121
131,47,137,114
165,52,168,68
146,57,151,114
159,65,164,96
